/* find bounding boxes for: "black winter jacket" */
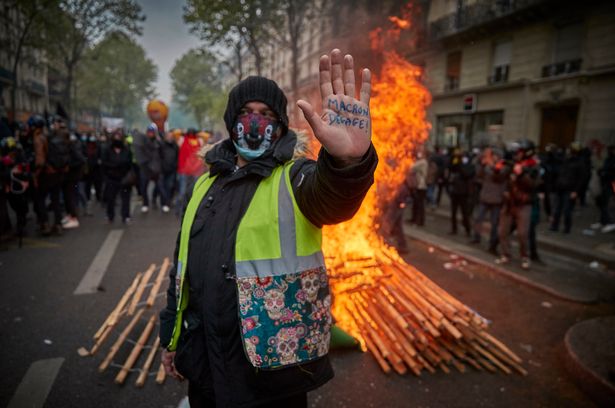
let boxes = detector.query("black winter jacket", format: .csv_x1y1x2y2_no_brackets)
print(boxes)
160,139,179,174
555,155,587,193
159,132,377,407
101,144,132,181
134,133,162,176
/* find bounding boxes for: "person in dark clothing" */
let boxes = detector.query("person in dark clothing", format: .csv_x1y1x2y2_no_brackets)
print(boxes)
159,51,377,408
38,117,70,236
596,145,615,232
158,131,179,213
433,147,448,206
578,146,592,207
448,149,474,235
101,132,132,223
135,124,167,213
550,142,587,233
83,133,103,207
538,144,561,217
61,134,86,229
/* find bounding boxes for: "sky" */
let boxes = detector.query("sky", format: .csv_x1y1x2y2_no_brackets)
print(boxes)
136,0,201,104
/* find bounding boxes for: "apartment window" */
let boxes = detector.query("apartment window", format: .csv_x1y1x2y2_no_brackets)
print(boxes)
445,51,461,91
489,40,511,84
542,22,583,77
555,23,583,63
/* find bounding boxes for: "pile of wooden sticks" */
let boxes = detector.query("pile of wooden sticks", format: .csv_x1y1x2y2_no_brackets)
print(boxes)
328,247,527,376
79,258,170,387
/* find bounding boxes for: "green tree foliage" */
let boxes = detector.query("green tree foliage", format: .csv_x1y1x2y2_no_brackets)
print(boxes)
45,0,145,118
170,48,226,130
184,0,276,78
76,31,156,128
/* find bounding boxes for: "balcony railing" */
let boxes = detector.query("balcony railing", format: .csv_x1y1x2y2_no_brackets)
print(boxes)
488,64,510,84
541,59,582,78
430,0,546,40
0,67,15,84
27,80,46,95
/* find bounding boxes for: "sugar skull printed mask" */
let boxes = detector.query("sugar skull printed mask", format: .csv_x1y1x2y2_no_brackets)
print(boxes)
232,113,280,160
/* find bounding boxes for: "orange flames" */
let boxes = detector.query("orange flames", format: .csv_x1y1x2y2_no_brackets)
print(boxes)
325,11,432,345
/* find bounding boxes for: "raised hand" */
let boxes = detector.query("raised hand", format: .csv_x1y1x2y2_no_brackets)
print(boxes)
297,49,372,165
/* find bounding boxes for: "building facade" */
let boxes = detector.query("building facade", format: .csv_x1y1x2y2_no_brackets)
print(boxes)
421,0,615,149
0,3,49,122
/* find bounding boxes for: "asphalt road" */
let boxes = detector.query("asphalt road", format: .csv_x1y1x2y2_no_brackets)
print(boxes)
1,201,613,408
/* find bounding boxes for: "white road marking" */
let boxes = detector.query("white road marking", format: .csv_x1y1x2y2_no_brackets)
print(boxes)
74,229,124,295
8,357,64,408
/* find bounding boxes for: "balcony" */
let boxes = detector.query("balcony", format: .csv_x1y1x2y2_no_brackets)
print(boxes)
430,0,549,41
488,64,510,84
0,67,15,84
541,59,582,78
26,80,46,95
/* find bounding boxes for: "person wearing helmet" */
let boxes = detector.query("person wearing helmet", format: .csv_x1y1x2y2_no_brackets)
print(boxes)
496,139,541,269
159,50,377,407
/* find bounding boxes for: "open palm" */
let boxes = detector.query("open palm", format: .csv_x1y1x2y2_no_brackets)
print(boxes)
297,49,372,164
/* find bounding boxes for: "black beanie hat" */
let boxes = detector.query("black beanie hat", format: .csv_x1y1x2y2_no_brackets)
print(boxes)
223,76,289,136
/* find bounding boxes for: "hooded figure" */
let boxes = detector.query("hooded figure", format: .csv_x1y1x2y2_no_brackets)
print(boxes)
160,51,377,407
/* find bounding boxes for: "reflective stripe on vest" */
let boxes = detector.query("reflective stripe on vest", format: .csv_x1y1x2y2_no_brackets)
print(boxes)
167,162,324,351
235,162,324,278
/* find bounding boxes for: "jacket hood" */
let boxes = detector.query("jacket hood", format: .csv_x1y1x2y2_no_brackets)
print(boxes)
200,129,313,177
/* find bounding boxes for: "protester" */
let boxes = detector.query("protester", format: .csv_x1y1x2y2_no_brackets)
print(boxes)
471,147,507,255
61,132,86,229
135,123,167,213
496,140,541,269
409,147,428,226
433,146,448,206
549,141,587,233
159,130,179,212
425,151,439,208
594,145,615,233
101,132,133,224
159,50,377,407
83,132,103,213
175,127,204,213
37,117,70,236
448,148,474,236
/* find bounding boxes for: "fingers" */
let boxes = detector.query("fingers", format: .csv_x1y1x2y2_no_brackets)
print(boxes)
297,99,324,134
297,100,326,136
360,68,372,105
343,54,355,98
319,55,333,99
330,49,344,95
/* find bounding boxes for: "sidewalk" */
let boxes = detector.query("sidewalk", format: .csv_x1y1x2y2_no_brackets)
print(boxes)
403,195,615,304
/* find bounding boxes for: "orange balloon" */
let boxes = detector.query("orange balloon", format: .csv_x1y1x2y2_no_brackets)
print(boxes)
146,99,168,131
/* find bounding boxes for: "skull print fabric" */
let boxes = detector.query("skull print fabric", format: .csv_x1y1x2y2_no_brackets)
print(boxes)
232,113,280,160
236,267,332,369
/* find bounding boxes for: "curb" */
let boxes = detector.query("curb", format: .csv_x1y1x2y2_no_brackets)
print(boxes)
403,225,598,304
563,317,615,407
426,208,615,269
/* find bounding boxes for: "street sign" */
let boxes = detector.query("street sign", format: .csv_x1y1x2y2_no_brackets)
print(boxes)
463,93,477,113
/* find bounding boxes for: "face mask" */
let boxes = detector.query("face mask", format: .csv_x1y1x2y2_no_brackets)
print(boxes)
112,139,123,148
232,113,279,161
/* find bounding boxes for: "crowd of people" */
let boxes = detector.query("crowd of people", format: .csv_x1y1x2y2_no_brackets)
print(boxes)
0,113,216,243
398,139,615,269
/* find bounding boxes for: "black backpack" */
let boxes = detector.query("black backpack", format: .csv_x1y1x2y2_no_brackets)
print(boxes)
47,134,70,170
